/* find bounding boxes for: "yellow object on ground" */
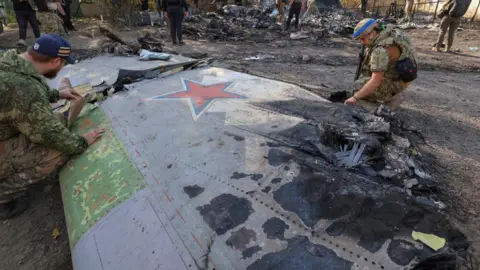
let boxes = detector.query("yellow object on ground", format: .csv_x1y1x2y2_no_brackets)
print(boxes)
412,231,446,251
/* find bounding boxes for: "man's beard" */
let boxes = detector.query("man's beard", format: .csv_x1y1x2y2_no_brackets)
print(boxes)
43,66,62,79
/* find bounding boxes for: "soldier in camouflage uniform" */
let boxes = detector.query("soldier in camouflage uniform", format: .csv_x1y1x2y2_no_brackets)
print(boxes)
345,18,417,112
0,35,104,220
35,0,68,38
37,12,67,38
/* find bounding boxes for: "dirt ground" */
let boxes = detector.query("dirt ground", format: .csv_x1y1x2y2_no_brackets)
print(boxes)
1,16,479,270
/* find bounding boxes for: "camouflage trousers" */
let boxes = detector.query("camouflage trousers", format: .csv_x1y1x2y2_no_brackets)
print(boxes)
0,133,69,203
404,0,414,22
36,11,67,38
355,76,409,112
436,16,461,50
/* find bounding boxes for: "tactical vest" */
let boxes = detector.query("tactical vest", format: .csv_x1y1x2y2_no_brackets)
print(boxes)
360,26,416,81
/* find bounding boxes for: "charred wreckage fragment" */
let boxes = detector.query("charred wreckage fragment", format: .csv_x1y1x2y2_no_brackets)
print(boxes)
99,25,163,55
251,99,469,267
182,5,357,41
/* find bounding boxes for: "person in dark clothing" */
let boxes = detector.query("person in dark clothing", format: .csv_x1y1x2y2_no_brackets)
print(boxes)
141,0,149,11
12,0,41,46
163,0,188,45
286,0,301,30
61,0,76,31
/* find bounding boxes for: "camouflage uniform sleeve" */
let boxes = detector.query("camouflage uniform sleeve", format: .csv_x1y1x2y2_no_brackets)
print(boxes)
14,92,88,155
46,88,60,103
369,47,390,72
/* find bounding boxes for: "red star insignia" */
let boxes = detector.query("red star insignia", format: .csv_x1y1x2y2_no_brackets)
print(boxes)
150,79,246,120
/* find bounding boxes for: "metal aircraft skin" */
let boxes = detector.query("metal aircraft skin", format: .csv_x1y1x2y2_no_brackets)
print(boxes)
51,55,458,270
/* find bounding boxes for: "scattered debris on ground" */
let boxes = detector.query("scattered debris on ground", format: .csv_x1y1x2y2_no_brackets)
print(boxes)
182,5,359,41
99,25,163,55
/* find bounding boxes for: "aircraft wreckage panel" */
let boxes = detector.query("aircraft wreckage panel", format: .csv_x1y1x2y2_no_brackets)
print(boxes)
64,67,460,270
47,54,193,88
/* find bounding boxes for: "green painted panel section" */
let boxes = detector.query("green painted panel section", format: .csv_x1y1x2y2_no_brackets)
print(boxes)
59,107,146,249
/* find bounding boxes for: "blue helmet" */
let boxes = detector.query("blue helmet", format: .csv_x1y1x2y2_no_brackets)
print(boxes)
353,18,377,40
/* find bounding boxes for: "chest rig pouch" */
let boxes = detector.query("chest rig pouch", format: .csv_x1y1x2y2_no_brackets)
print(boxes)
396,58,417,82
374,27,418,83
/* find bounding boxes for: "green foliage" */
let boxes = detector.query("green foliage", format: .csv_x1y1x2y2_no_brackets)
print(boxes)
339,0,361,9
6,9,16,24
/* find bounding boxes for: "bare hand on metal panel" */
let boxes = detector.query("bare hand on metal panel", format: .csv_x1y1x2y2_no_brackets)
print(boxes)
344,97,357,106
59,88,82,100
83,127,106,146
164,12,168,19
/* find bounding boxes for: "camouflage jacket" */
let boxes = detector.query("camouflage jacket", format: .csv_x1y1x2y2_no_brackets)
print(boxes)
0,50,88,155
359,25,416,81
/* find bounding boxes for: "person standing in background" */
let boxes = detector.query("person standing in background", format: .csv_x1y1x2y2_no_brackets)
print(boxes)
12,0,41,46
163,0,188,45
433,0,471,52
403,0,414,22
286,0,302,30
61,0,75,31
156,0,166,25
0,0,8,34
276,0,285,24
34,0,68,38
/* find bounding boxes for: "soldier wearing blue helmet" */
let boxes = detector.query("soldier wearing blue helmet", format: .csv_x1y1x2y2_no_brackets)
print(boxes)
345,18,417,112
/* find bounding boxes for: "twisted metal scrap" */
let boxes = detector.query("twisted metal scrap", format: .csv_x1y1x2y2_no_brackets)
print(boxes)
335,142,366,167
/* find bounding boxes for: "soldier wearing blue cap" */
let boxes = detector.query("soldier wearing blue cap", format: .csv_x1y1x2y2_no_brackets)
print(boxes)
345,18,417,112
0,34,105,219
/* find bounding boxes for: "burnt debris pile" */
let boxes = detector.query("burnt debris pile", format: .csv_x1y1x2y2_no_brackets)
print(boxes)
251,99,470,267
184,5,276,41
99,25,163,55
259,100,437,196
183,5,359,41
301,10,357,35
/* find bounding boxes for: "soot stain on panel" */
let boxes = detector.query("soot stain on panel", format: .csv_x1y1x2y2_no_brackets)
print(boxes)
325,220,346,236
251,174,263,181
224,131,245,141
401,209,425,229
267,149,294,167
183,185,205,199
271,178,282,184
242,245,262,259
387,239,419,266
341,198,407,253
247,236,353,270
262,217,289,240
261,186,272,194
357,229,393,253
226,227,257,250
197,194,254,235
231,172,249,179
231,172,263,181
273,166,352,227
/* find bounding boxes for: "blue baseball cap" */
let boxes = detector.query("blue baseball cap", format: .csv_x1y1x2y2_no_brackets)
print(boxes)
32,34,75,64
